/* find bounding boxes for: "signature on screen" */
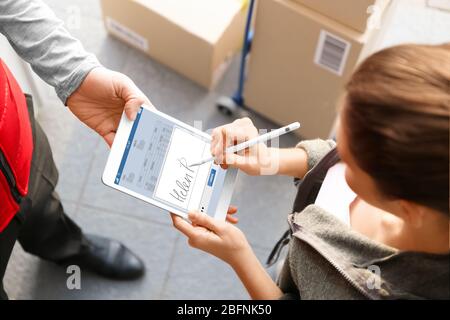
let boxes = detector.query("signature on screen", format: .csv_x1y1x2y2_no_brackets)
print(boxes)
169,157,195,204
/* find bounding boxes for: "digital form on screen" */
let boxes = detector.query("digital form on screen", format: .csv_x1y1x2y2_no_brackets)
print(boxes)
113,107,226,215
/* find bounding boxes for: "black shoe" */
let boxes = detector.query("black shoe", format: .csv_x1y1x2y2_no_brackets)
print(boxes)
59,234,145,280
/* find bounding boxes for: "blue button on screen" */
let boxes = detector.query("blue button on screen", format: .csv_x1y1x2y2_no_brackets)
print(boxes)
207,169,216,187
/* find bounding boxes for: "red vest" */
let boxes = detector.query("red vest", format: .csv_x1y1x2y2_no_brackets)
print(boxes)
0,59,33,232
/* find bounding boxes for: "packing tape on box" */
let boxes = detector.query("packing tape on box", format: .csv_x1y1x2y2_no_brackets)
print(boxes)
239,0,249,11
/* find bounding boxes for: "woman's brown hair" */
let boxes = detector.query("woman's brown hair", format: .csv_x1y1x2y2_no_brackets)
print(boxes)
344,43,450,215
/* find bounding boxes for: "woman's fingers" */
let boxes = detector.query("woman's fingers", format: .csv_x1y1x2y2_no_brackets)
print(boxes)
211,126,227,165
226,206,238,224
172,213,222,251
226,214,239,224
188,211,224,234
227,206,238,214
210,126,224,156
215,126,239,165
218,126,228,165
224,152,254,173
224,206,238,224
211,119,256,165
174,208,238,233
171,213,196,238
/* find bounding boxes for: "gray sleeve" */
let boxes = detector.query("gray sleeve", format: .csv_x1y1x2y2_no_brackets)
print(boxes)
277,255,301,300
296,139,337,171
0,0,102,103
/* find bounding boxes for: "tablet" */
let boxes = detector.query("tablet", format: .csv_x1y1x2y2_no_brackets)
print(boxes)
102,105,238,220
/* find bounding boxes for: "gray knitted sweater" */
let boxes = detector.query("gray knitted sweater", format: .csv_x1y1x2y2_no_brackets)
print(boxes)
0,0,101,103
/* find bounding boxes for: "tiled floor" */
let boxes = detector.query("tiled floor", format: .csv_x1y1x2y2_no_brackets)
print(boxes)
3,0,450,300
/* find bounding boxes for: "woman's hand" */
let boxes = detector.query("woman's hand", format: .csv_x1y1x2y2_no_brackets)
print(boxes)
225,205,239,224
171,207,283,300
211,117,309,179
210,117,279,176
171,208,251,267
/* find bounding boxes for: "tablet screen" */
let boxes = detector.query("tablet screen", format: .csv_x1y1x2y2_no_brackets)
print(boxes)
113,107,226,215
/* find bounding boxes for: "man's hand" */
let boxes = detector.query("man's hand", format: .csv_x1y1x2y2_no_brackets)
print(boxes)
67,67,153,146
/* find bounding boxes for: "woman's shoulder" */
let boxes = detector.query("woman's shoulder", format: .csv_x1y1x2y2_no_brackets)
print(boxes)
284,206,449,299
296,139,336,171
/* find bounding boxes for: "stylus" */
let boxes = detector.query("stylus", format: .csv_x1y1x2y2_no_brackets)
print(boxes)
189,122,300,167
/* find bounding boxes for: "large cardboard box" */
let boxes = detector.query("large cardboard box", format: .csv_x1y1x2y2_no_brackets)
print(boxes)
100,0,248,89
244,0,390,139
290,0,388,32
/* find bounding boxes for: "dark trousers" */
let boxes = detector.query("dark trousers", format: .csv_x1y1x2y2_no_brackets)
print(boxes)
0,95,87,300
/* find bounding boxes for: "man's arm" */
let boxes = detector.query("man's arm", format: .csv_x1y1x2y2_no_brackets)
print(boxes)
0,0,101,103
0,0,152,146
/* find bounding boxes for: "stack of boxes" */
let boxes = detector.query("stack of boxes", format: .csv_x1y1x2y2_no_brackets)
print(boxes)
100,0,392,138
244,0,392,138
100,0,248,90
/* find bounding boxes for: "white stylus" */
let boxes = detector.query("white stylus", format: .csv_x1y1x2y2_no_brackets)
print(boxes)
189,122,300,167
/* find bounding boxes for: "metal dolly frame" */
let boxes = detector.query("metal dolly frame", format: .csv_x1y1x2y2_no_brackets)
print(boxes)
216,0,256,116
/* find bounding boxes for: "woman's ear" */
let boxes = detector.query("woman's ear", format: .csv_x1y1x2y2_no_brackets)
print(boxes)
398,200,425,228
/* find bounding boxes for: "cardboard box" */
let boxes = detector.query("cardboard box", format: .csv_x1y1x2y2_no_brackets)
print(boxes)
290,0,389,32
244,0,390,139
100,0,248,89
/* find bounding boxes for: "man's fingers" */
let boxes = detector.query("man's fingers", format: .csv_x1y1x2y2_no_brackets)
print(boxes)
118,74,153,120
141,94,155,110
188,211,223,234
103,132,115,147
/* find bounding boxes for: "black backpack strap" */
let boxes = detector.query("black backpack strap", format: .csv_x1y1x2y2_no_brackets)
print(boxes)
266,229,291,267
266,148,340,267
292,147,340,213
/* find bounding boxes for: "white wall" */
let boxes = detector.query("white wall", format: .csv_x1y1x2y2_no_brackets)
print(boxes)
329,0,450,138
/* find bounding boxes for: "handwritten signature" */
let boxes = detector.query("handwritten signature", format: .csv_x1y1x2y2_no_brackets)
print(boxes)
169,158,195,204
